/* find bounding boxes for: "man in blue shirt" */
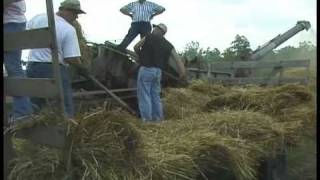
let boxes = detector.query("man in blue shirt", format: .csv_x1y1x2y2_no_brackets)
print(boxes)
118,0,165,51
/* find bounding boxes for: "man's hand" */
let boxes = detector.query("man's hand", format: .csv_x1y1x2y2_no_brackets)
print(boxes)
134,37,146,54
65,58,90,77
75,64,90,77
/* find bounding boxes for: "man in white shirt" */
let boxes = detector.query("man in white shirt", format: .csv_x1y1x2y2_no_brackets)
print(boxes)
26,0,87,118
4,0,33,121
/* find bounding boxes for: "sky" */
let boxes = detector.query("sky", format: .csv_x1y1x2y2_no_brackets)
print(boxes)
23,0,316,56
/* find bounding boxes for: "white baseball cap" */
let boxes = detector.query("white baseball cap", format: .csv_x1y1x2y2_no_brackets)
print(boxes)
153,23,167,34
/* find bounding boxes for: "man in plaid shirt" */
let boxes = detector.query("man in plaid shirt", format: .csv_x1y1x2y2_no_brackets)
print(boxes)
118,0,165,51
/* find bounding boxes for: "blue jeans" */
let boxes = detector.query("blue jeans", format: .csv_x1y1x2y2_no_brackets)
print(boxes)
137,66,163,121
26,63,74,118
119,22,152,49
4,22,33,118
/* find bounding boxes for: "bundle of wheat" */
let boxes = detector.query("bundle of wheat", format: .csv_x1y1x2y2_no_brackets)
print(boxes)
138,120,258,180
162,87,210,120
9,109,144,180
8,81,315,180
205,84,313,116
189,79,229,96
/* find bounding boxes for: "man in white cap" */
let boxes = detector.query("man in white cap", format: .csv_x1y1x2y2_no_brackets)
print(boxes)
118,0,165,51
134,23,186,122
26,0,88,119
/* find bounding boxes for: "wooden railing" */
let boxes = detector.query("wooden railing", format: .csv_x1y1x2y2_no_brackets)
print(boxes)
187,59,310,85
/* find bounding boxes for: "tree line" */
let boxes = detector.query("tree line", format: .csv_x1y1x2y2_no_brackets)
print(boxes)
181,34,316,67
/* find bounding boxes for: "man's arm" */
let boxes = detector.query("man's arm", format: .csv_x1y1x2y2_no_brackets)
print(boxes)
65,57,90,77
150,3,165,19
134,37,146,54
151,9,165,19
120,7,132,17
170,48,186,79
64,57,81,65
120,3,133,18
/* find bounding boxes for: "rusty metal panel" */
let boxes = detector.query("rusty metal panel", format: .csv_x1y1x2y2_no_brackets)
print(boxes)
15,125,66,148
4,28,51,51
4,77,59,98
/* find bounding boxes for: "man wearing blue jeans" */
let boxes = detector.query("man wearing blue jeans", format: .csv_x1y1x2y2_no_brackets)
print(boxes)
118,0,165,50
26,63,74,117
4,0,33,120
134,23,186,121
26,0,87,119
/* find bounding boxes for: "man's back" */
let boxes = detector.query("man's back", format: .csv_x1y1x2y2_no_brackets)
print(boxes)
139,33,173,69
4,1,26,23
27,14,80,64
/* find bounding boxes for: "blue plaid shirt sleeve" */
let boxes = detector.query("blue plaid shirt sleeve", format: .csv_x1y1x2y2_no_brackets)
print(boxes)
122,2,134,13
150,2,165,13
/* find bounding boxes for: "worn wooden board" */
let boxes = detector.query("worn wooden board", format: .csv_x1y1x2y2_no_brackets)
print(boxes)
4,28,51,51
4,77,59,98
208,77,308,85
210,60,310,69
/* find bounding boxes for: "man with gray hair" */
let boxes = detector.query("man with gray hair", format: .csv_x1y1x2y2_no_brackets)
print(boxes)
134,23,186,121
118,0,165,51
26,0,88,119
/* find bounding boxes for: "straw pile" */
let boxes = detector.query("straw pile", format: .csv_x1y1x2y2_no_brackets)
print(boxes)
73,21,92,69
162,87,210,119
8,80,315,180
205,83,313,116
163,80,230,120
282,68,317,92
10,109,144,180
70,21,92,80
138,115,261,180
136,109,306,179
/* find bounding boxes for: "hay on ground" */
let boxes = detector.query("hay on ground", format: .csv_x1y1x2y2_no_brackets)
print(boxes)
8,81,316,180
205,84,313,116
10,109,144,180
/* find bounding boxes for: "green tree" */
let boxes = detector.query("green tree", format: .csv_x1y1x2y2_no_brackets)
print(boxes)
268,41,316,61
183,41,201,61
222,34,252,61
202,47,222,62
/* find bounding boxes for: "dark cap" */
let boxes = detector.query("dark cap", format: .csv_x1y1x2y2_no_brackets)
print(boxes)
60,0,86,14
